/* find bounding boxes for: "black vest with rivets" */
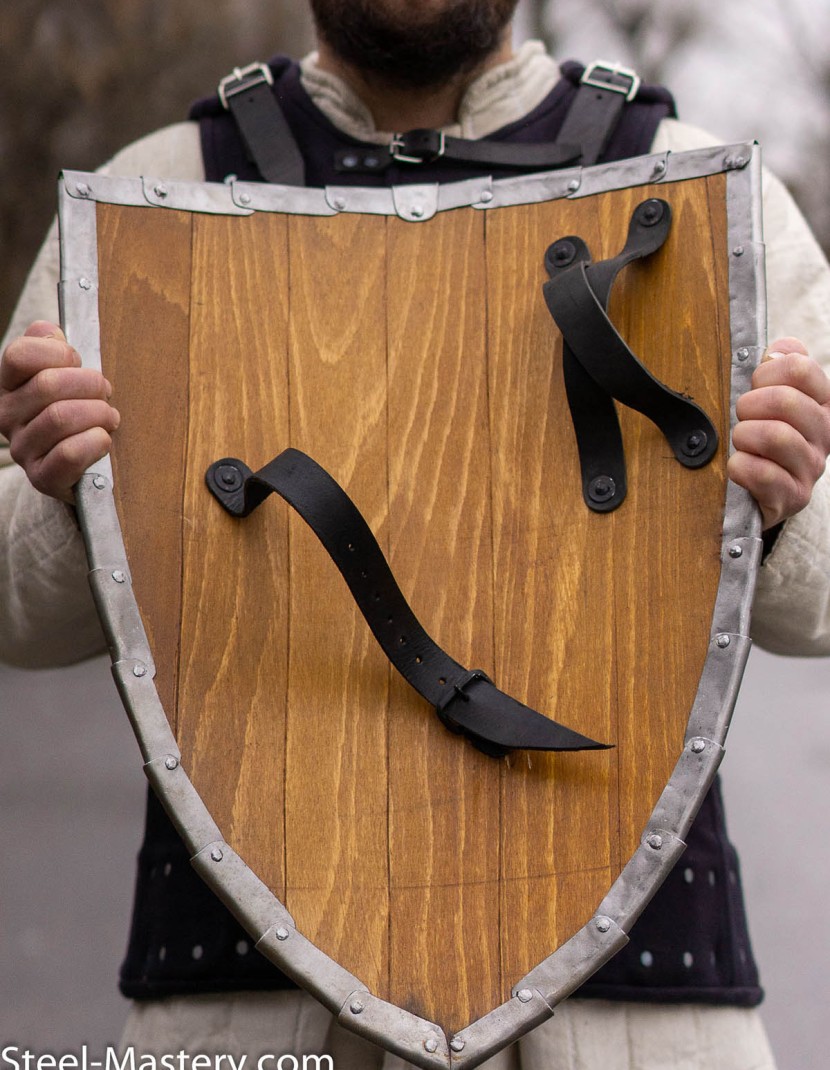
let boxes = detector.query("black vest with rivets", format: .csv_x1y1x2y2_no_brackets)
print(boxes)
119,56,762,1008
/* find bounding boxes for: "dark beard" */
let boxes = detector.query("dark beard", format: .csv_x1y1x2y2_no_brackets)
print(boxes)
309,0,519,90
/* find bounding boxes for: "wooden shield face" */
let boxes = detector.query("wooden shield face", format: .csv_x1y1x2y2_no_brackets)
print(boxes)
60,146,764,1068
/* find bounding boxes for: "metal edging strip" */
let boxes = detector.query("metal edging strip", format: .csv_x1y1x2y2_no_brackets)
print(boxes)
62,143,766,1070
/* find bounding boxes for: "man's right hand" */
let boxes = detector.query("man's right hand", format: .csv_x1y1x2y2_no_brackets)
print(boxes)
0,321,120,503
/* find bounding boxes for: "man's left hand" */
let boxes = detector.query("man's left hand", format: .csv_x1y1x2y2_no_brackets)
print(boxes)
728,337,830,530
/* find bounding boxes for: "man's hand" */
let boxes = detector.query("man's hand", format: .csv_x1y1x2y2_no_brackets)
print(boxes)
728,337,830,530
0,320,120,503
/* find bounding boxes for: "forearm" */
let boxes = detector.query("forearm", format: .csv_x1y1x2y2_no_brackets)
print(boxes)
0,464,105,666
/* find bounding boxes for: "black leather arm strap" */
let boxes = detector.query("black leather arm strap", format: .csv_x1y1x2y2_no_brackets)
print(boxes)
206,448,609,758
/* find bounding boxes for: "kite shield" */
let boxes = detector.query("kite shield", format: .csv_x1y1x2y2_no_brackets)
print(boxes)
58,143,765,1069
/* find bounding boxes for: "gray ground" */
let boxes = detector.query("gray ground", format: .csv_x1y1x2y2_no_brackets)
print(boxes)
1,647,828,1068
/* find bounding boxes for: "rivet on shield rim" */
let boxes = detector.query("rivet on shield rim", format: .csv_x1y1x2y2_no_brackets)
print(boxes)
690,738,707,754
423,1036,439,1054
164,756,179,771
450,1038,466,1053
410,204,425,218
652,160,667,175
567,178,579,192
333,196,347,211
595,916,612,933
479,190,493,203
79,277,93,291
736,347,750,361
239,192,252,206
733,246,745,257
75,183,91,197
349,999,365,1015
728,544,743,559
647,833,663,850
133,663,147,679
210,847,224,862
716,633,731,649
154,183,169,199
516,988,534,1003
275,927,290,941
92,475,106,490
112,570,126,584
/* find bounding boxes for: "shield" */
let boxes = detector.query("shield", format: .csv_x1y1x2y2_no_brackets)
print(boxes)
58,143,765,1069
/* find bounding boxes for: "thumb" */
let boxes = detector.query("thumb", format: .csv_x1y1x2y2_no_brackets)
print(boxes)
24,320,66,342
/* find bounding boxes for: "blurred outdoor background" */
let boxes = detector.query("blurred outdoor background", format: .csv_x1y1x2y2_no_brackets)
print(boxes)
1,2,829,1069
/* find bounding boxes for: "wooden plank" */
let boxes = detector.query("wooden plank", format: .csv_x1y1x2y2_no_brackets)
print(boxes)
283,214,390,996
176,212,291,895
385,210,500,1032
96,203,192,727
599,179,731,857
485,199,618,993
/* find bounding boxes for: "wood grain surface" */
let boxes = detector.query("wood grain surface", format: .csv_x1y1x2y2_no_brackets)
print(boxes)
96,173,732,1034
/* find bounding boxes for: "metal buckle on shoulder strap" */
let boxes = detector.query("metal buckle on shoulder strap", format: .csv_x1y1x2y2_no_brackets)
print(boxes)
218,62,275,110
390,129,446,164
580,61,641,103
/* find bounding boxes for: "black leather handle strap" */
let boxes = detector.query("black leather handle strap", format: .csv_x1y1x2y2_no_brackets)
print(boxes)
546,235,627,512
206,448,610,758
545,261,718,468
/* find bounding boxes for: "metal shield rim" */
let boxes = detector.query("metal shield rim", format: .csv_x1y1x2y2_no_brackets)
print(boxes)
62,142,765,1070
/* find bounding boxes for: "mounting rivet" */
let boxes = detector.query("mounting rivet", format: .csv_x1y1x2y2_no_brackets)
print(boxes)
733,246,745,257
479,190,493,203
411,204,425,218
210,847,224,862
133,663,148,679
450,1038,466,1053
595,916,612,933
716,633,731,649
239,192,251,206
92,475,106,490
424,1037,439,1054
736,347,750,361
350,999,365,1015
588,475,616,504
164,756,179,771
728,544,743,559
567,178,579,192
75,183,91,198
275,927,290,941
653,160,667,175
112,570,126,584
154,183,169,199
517,988,534,1003
682,430,708,458
79,277,93,291
333,196,346,211
690,738,707,754
647,833,664,850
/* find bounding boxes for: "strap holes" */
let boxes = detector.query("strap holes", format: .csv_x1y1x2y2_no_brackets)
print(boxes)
347,542,356,552
399,636,407,645
361,570,368,578
373,592,381,601
387,616,394,624
415,656,423,664
439,677,447,685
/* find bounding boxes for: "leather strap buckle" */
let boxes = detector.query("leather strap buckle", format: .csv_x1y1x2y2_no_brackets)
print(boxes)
580,60,641,102
390,129,446,164
218,62,274,110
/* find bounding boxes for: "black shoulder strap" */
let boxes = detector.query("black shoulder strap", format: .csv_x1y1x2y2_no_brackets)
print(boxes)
555,60,643,166
217,63,305,185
